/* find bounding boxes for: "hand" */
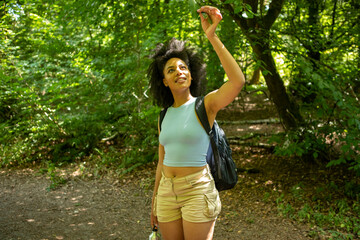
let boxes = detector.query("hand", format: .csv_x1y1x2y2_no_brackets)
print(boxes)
197,6,223,38
150,211,158,229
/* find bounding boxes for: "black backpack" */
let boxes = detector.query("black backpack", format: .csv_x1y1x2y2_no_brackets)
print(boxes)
159,96,238,191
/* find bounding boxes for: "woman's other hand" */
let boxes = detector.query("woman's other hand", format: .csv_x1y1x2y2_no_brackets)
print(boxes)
150,210,158,229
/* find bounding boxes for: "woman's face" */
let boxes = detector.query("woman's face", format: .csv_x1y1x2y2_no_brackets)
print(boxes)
163,58,192,91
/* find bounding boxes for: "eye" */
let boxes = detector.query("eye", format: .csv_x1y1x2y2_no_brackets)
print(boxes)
168,69,174,73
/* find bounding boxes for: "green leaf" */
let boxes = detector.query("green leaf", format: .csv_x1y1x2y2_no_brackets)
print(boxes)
188,0,199,19
234,6,243,14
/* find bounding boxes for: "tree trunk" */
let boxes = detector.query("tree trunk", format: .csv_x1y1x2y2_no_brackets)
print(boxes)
306,0,322,68
249,68,260,85
252,43,303,129
221,0,303,130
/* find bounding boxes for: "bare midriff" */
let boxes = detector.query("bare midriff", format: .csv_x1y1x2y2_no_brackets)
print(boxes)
162,165,207,178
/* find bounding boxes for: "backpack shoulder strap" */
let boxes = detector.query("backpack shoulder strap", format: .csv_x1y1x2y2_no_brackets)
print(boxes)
159,108,168,131
196,96,221,177
195,96,212,135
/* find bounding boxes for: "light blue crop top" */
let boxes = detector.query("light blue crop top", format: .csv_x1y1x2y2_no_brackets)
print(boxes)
159,97,210,167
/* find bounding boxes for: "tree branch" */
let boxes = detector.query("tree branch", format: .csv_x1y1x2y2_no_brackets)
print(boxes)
243,0,258,29
244,0,258,13
263,0,285,29
330,0,337,40
220,0,249,32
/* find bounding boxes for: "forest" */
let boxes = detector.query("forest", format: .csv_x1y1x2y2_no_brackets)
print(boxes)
1,0,359,239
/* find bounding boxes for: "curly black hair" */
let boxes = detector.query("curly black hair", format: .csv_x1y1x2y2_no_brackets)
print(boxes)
148,38,206,108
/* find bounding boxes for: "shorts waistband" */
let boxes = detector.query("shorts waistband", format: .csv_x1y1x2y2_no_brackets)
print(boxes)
161,165,211,183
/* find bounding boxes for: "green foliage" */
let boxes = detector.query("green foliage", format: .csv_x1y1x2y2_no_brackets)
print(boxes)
1,1,359,237
270,0,360,174
43,162,67,191
0,0,161,170
275,184,360,239
1,0,359,176
271,58,360,173
271,126,330,162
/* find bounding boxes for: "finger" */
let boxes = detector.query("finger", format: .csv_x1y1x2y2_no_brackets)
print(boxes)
198,6,218,13
198,11,205,21
153,221,158,229
154,215,158,225
200,14,212,26
197,6,212,16
198,7,222,22
209,8,222,19
197,5,212,12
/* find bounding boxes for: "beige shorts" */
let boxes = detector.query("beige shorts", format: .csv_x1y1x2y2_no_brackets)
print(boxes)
154,165,221,223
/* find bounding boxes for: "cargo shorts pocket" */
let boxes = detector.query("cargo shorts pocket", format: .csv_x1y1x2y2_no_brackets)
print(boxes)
204,192,221,218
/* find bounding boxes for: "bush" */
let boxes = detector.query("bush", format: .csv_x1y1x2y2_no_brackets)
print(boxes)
272,57,360,175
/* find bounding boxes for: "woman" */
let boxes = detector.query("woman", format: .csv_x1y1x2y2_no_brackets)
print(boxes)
148,6,245,240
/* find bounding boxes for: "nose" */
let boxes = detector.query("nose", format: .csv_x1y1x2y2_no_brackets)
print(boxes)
176,67,183,75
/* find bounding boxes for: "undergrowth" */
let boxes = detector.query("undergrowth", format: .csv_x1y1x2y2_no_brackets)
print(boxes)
273,181,360,240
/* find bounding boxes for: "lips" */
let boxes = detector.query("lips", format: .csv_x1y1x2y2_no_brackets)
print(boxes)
176,77,186,83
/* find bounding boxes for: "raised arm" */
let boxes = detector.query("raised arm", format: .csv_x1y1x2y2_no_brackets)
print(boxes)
197,6,245,121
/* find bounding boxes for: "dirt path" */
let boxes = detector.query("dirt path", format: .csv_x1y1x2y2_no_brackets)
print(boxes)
0,93,313,239
0,169,151,240
0,165,311,240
